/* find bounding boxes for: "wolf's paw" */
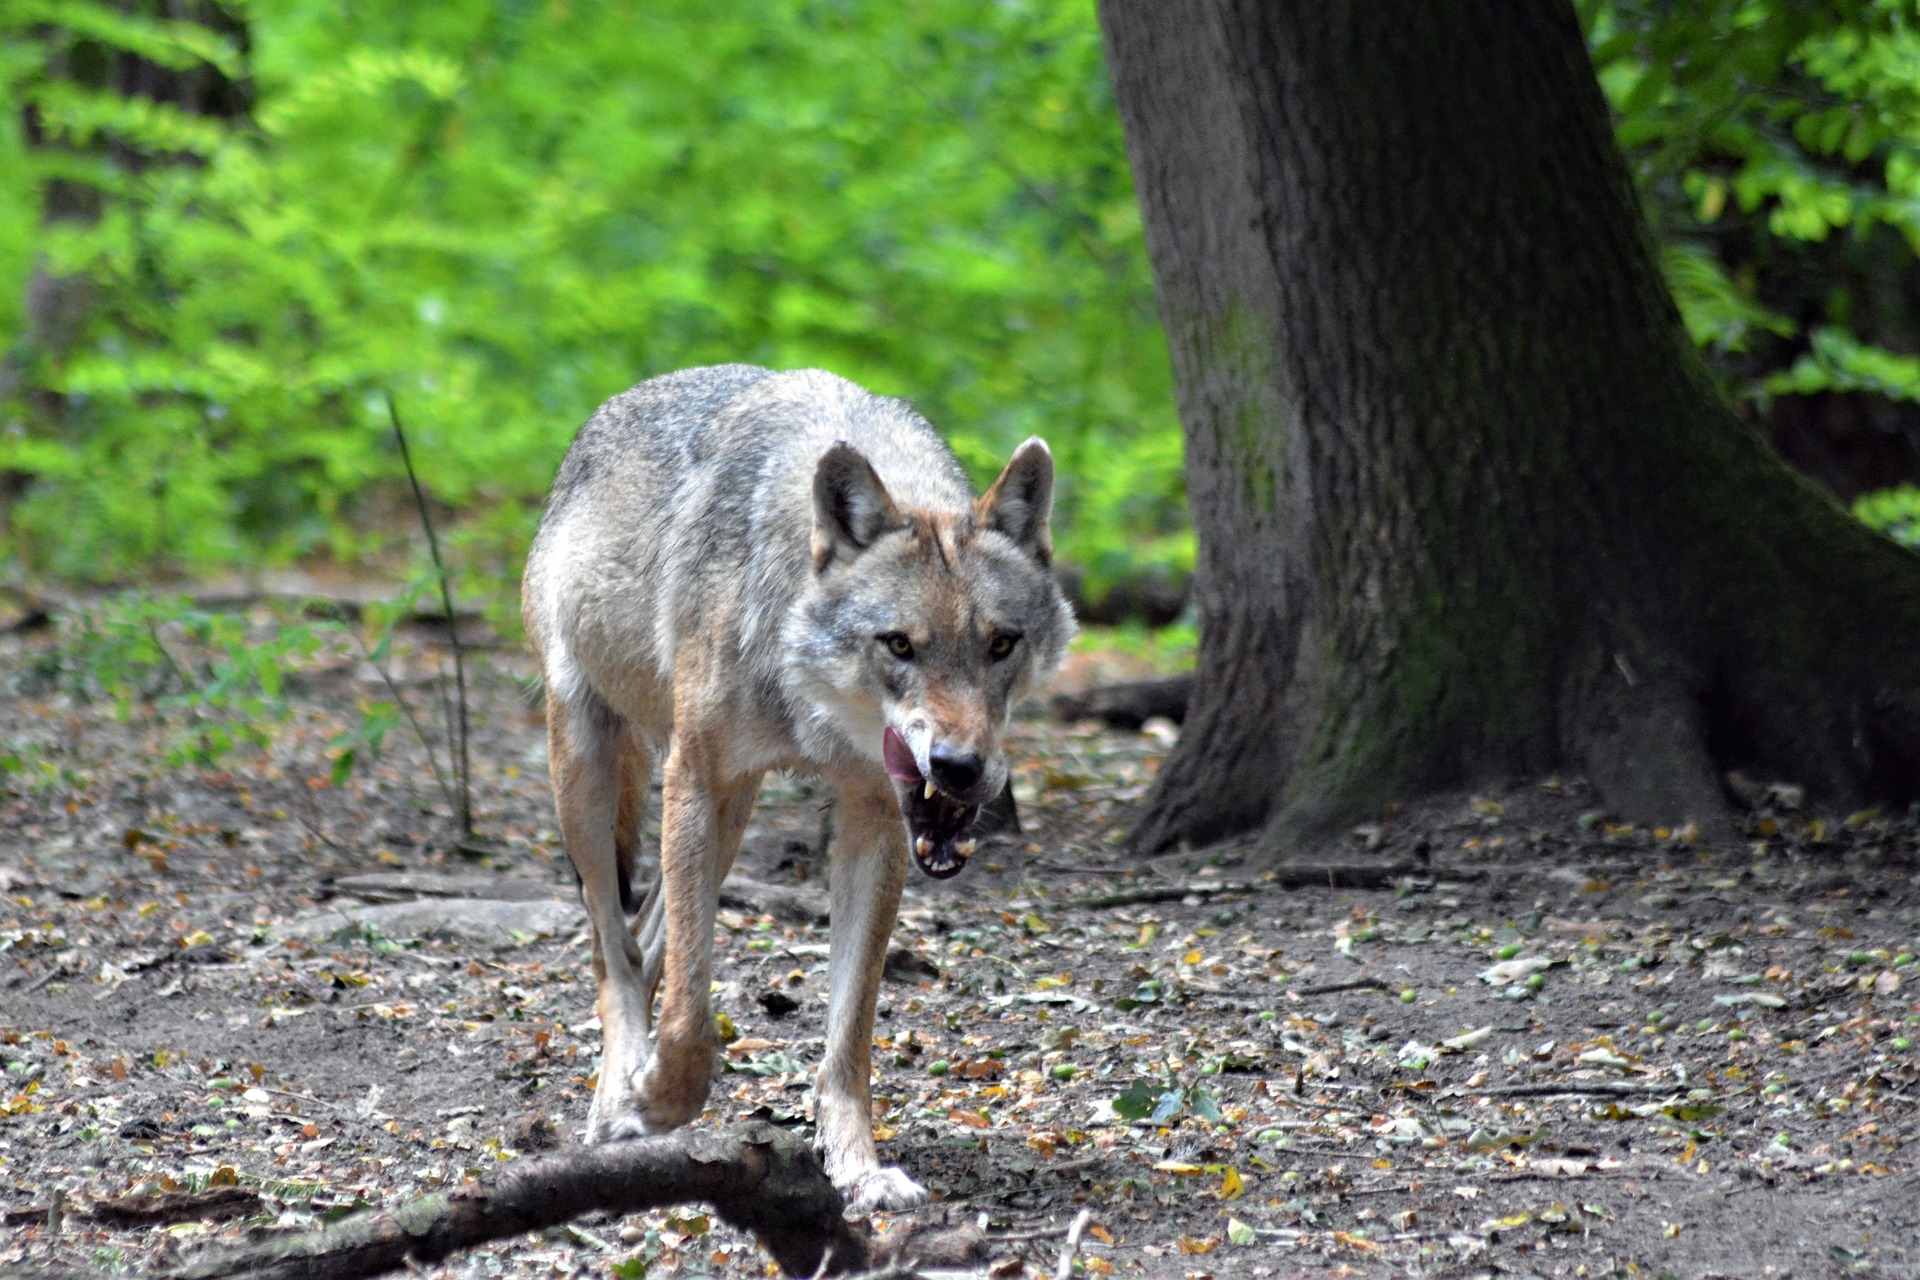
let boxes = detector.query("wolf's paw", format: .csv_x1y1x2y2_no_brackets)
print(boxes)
839,1166,928,1214
583,1094,649,1144
633,1035,715,1132
598,1113,649,1142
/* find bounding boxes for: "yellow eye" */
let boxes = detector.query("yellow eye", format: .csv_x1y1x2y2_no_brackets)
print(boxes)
882,633,915,660
988,633,1019,661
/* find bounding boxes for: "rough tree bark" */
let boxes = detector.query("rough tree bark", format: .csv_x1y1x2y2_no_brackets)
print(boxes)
1096,1,1920,855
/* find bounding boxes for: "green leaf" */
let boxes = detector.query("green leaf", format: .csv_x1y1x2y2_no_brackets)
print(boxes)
1112,1080,1158,1122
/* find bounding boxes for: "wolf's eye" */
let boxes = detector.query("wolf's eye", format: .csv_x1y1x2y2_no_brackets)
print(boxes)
988,632,1021,661
880,632,915,660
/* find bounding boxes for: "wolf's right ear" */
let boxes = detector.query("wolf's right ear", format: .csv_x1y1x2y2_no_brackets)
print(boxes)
976,437,1055,567
813,442,902,571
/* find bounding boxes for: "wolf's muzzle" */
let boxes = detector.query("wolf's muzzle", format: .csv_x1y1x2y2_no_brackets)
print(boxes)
884,727,981,879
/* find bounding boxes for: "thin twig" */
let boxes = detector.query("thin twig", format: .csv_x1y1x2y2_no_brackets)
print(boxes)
21,962,71,995
387,393,472,838
346,624,455,814
1054,1208,1093,1280
1288,978,1390,997
434,654,464,824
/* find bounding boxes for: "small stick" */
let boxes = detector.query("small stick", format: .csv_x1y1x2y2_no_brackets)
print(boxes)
1053,1208,1093,1280
387,393,472,839
22,962,71,995
346,623,455,815
1287,978,1389,997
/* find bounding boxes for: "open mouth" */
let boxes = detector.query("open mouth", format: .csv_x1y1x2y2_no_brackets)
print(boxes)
883,727,980,879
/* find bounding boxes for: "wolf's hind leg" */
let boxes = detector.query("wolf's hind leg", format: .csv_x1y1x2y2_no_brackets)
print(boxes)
547,689,652,1142
632,734,761,1132
612,724,654,915
815,775,926,1212
632,876,666,1031
611,724,669,1032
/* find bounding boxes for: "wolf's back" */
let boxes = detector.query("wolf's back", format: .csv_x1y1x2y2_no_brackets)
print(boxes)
522,365,973,710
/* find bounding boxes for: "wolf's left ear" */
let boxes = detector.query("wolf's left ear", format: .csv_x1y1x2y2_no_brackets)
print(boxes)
976,437,1055,566
813,442,902,571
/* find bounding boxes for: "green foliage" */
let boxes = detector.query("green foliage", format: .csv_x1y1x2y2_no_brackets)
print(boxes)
1111,1078,1219,1124
33,593,322,766
0,738,79,795
1584,0,1920,520
10,2,1920,598
0,0,1183,601
20,584,449,789
1853,483,1920,546
1071,621,1198,676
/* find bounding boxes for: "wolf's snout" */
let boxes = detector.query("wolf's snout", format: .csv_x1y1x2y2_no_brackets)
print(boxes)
928,743,985,799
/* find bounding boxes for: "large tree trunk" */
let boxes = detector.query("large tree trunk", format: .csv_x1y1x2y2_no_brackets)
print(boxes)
1096,0,1920,855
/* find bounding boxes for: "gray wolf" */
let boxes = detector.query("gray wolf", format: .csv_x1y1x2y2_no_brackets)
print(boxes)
521,365,1075,1211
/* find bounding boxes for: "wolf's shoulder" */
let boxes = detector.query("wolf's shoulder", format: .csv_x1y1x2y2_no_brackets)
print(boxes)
547,364,773,505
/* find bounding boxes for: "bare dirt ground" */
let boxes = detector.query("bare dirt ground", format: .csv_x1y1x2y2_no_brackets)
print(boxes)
2,618,1918,1280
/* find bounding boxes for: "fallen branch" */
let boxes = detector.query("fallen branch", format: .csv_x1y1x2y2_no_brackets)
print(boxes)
1104,860,1464,896
1069,881,1256,909
1448,1080,1677,1099
720,876,832,926
1267,861,1422,890
0,1186,261,1230
1051,674,1192,729
96,1186,264,1228
164,1123,879,1280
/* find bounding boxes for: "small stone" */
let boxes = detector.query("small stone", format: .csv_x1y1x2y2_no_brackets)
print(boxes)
757,989,800,1018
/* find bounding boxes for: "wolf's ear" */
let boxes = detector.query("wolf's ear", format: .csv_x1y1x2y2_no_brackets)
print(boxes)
813,442,902,570
976,437,1055,566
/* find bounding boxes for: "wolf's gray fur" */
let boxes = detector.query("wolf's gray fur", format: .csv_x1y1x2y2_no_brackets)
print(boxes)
523,365,1073,1211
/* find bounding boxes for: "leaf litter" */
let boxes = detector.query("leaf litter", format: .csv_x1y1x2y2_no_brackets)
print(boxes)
0,625,1917,1278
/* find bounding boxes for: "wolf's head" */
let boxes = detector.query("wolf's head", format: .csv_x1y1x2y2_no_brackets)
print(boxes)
789,437,1075,879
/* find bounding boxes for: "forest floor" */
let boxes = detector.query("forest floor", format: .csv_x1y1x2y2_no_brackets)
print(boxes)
1,615,1918,1280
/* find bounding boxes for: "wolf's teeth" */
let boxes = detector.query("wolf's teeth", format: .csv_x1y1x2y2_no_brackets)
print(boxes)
924,781,935,800
915,836,933,857
956,839,976,857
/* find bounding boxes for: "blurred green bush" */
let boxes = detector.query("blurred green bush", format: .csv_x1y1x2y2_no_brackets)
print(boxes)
0,0,1183,610
9,1,1920,621
1587,0,1920,502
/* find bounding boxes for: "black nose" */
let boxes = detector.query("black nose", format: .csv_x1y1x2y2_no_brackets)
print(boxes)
927,743,984,796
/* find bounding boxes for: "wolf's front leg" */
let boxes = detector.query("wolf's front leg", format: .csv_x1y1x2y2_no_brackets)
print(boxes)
634,743,761,1132
816,779,927,1213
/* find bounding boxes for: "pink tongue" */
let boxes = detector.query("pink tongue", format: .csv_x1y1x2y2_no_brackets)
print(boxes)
882,727,923,782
